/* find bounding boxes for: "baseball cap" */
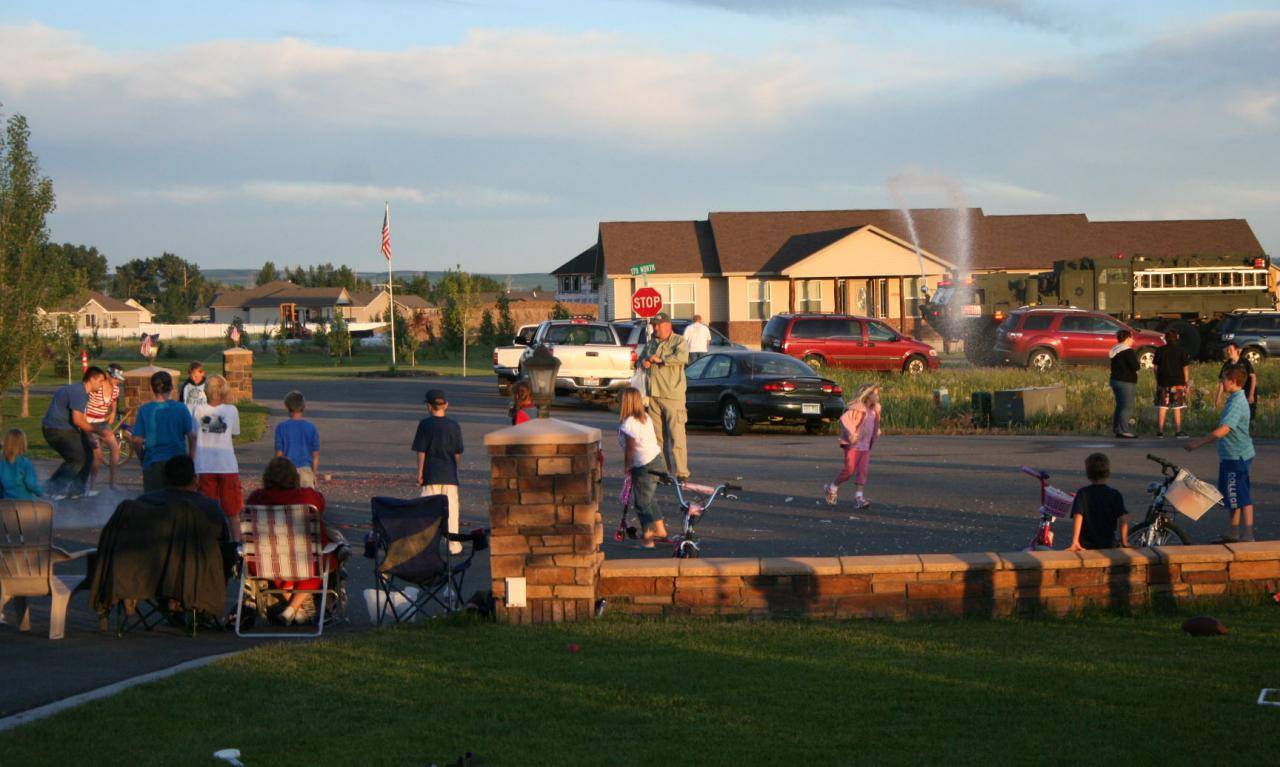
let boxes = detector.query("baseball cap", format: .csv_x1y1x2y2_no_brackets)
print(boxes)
424,388,448,405
649,312,672,325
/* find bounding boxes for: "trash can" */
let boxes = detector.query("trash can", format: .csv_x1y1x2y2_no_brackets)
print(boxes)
971,392,993,428
993,386,1066,426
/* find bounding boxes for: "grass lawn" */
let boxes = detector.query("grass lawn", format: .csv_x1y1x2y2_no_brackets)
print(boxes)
0,396,269,461
2,607,1278,766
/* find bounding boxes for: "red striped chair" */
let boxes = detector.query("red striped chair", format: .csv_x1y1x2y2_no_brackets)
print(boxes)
235,504,346,637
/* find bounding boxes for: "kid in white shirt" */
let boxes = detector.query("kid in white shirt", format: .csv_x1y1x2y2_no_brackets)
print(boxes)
618,387,668,546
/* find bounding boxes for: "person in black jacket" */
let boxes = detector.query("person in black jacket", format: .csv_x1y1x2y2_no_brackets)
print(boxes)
1108,330,1139,438
1153,329,1191,438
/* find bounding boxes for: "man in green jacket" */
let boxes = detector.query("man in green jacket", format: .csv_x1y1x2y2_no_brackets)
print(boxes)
640,313,690,480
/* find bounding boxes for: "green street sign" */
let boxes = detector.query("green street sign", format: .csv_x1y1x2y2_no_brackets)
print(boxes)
629,263,656,276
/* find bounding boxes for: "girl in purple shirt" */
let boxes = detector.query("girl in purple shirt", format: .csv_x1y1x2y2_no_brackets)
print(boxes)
824,384,882,509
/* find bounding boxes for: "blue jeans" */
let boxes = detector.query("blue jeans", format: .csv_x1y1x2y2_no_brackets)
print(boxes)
1109,379,1135,435
42,426,93,496
629,455,666,531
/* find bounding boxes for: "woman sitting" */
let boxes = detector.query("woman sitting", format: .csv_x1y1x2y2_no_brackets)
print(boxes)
244,456,338,625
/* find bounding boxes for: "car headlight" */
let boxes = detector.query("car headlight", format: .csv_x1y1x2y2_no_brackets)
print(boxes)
1221,333,1234,340
927,349,938,356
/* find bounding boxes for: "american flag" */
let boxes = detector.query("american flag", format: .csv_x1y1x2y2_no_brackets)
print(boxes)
229,325,241,345
140,333,158,359
380,203,392,261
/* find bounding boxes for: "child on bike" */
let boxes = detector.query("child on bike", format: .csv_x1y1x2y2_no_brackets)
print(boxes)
618,387,668,547
86,364,125,491
1067,452,1129,551
824,383,881,509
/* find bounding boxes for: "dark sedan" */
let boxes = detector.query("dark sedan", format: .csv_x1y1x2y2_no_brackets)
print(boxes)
685,350,845,435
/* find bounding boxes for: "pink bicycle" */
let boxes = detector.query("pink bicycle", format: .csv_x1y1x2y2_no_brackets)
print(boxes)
1020,466,1075,551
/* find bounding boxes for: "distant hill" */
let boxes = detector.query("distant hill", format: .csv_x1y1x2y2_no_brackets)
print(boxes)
202,269,555,290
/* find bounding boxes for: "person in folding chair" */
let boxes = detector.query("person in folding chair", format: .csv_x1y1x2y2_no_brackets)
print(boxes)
367,494,488,624
242,457,346,627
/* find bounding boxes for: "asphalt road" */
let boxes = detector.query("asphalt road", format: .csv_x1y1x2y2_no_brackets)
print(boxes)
2,373,1274,716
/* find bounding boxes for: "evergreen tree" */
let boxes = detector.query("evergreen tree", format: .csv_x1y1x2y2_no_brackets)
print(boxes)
478,309,497,348
496,293,516,341
551,300,571,320
255,261,280,285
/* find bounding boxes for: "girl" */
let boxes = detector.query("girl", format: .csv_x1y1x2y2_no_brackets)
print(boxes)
87,364,125,491
1,429,43,500
192,375,243,535
509,380,538,425
824,383,881,509
617,387,668,547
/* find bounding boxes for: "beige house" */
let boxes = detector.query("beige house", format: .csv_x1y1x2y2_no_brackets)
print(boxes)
346,290,437,323
558,207,1267,346
209,281,353,325
41,291,153,330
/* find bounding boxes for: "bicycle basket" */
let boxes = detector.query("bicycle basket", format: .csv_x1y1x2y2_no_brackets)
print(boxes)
1041,486,1075,518
1163,469,1222,521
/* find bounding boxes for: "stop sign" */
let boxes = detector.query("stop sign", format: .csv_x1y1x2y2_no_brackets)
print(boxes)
632,287,663,318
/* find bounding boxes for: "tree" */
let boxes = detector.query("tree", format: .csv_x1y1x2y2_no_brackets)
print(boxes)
403,272,431,300
440,266,480,375
46,243,108,292
551,300,571,320
496,293,516,342
327,314,352,364
478,309,497,349
385,308,417,366
0,111,75,421
110,252,214,321
14,314,62,417
255,261,280,286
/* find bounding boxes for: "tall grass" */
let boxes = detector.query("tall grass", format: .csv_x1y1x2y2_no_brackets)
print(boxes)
827,362,1276,437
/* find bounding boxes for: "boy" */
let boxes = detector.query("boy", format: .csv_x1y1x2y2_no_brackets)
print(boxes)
1187,365,1255,542
411,389,464,554
275,390,320,488
180,361,208,408
132,371,196,493
1216,342,1257,426
1067,452,1129,551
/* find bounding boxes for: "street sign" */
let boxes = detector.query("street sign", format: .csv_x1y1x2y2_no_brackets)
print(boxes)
629,263,656,276
632,287,663,318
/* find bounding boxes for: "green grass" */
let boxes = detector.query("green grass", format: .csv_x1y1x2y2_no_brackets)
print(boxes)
828,361,1278,437
0,396,269,461
1,607,1277,765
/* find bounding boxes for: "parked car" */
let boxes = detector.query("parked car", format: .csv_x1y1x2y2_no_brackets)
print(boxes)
684,350,845,435
492,324,540,394
993,307,1166,372
1214,309,1279,365
760,314,939,374
612,318,744,357
519,319,634,404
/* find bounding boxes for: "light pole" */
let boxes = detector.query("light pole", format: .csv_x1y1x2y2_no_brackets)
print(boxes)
522,343,562,419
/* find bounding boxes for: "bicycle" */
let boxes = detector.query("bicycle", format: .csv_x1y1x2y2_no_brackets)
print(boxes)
1019,466,1076,550
106,409,135,466
1128,453,1218,546
650,472,741,558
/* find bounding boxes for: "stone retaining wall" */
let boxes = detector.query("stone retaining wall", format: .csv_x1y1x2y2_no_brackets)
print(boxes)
599,543,1280,619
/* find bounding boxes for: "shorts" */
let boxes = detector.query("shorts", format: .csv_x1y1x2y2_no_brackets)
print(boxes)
1154,385,1187,409
297,467,316,488
1217,458,1253,511
197,473,245,527
86,421,110,448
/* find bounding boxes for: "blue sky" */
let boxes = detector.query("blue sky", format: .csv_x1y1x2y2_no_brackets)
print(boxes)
1,1,1277,273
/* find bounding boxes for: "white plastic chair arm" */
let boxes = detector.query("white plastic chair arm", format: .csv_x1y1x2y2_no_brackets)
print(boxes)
51,546,97,564
321,541,346,555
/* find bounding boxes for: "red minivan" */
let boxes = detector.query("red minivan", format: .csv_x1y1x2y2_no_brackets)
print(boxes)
761,314,940,374
993,307,1166,372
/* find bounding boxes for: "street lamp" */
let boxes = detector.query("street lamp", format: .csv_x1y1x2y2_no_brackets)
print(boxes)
523,343,562,419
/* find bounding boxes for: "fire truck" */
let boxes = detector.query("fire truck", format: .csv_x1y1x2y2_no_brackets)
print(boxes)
921,253,1276,363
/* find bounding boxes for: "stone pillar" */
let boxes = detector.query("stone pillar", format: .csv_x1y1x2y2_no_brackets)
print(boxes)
222,347,254,403
484,418,604,624
122,364,181,414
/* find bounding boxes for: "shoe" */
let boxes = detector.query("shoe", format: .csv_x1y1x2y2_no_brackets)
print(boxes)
823,483,838,505
294,598,318,625
1116,432,1137,439
1175,431,1189,439
84,490,100,498
854,497,871,510
49,494,68,501
1155,431,1164,438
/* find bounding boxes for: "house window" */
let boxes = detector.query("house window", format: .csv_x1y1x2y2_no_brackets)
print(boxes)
747,280,772,320
797,280,822,313
654,283,695,319
85,314,97,328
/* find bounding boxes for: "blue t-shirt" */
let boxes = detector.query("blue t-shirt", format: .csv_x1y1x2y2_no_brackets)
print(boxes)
41,383,90,431
1218,389,1255,461
411,415,463,486
0,457,42,500
134,399,194,467
275,418,320,469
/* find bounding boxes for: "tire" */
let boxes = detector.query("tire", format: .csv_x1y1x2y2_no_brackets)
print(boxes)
1168,320,1201,359
1136,347,1156,370
1128,519,1190,547
1026,347,1057,373
1242,346,1265,367
802,354,825,370
113,433,133,466
902,355,928,375
720,398,747,436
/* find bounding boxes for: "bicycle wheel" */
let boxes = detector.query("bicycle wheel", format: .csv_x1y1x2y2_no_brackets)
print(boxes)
114,431,133,465
1128,519,1189,547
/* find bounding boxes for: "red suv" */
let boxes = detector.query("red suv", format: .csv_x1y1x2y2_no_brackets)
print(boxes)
993,308,1165,372
761,314,940,374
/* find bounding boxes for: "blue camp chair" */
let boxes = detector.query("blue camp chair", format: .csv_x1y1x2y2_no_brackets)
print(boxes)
367,495,488,624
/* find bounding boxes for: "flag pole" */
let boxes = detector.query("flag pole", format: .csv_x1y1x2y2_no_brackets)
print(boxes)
385,201,396,368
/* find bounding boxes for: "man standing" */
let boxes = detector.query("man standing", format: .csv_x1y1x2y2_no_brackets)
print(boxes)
1186,366,1255,542
1108,330,1139,438
683,314,712,361
42,367,107,499
1153,329,1190,438
411,389,464,554
1216,341,1257,426
640,312,690,481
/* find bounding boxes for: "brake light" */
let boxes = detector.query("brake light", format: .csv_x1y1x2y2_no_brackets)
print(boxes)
822,383,842,395
763,381,796,393
630,348,638,367
1254,258,1266,269
993,311,1005,321
492,351,498,365
939,280,952,287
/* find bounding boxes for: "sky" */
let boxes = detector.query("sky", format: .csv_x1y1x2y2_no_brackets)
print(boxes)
1,0,1277,274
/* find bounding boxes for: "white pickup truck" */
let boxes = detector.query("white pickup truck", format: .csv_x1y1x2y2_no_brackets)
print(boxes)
492,324,540,395
520,319,634,404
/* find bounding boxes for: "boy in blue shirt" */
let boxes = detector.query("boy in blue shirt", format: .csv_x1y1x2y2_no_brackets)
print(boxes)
275,390,320,488
1186,365,1255,542
132,371,196,493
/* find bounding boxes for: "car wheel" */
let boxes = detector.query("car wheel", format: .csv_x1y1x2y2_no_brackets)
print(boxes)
1026,347,1057,373
1242,346,1264,367
802,354,824,370
902,355,927,375
721,398,747,436
1136,347,1156,370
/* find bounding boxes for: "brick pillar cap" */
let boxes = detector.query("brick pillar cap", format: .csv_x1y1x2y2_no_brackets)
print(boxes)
484,417,601,446
124,365,181,380
223,347,254,357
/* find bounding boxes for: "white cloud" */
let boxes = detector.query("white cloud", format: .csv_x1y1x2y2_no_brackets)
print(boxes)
55,180,552,210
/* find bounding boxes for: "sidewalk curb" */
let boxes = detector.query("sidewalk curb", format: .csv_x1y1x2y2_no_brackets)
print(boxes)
0,651,244,734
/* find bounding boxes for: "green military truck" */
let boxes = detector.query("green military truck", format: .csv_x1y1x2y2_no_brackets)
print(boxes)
921,253,1276,363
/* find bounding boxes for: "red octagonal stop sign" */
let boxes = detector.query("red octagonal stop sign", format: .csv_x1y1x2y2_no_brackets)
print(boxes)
631,287,663,318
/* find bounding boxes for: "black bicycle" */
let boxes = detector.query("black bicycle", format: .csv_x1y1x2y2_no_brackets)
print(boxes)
1128,454,1195,546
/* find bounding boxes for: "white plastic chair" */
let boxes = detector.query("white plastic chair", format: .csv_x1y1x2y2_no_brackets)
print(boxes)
0,500,96,640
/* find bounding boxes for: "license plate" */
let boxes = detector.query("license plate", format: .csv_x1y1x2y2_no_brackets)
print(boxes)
582,377,600,387
961,305,981,316
802,403,820,415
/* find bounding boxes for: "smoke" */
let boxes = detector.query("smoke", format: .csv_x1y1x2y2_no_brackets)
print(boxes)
52,488,131,532
885,170,974,277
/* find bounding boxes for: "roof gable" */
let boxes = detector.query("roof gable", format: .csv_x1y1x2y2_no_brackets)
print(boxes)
599,220,720,276
778,225,955,277
553,244,598,276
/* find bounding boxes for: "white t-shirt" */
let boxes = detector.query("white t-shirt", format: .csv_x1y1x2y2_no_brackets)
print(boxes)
618,415,661,468
191,403,240,475
682,322,712,354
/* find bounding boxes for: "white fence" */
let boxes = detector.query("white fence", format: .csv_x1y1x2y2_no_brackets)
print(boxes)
92,322,386,341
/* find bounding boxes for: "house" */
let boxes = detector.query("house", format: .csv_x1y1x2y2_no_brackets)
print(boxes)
40,291,153,330
560,208,1267,345
346,290,437,323
552,244,599,304
208,280,352,325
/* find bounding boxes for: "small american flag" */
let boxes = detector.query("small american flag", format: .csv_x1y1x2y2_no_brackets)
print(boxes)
140,333,158,359
380,202,392,261
229,325,241,345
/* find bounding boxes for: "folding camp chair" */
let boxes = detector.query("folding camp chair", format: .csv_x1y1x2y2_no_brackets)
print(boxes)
236,504,348,638
0,500,95,640
367,495,488,625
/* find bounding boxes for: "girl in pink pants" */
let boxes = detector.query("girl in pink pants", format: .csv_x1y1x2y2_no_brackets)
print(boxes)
824,383,881,509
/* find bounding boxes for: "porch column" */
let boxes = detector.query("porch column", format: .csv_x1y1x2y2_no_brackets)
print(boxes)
898,276,907,334
788,279,796,313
